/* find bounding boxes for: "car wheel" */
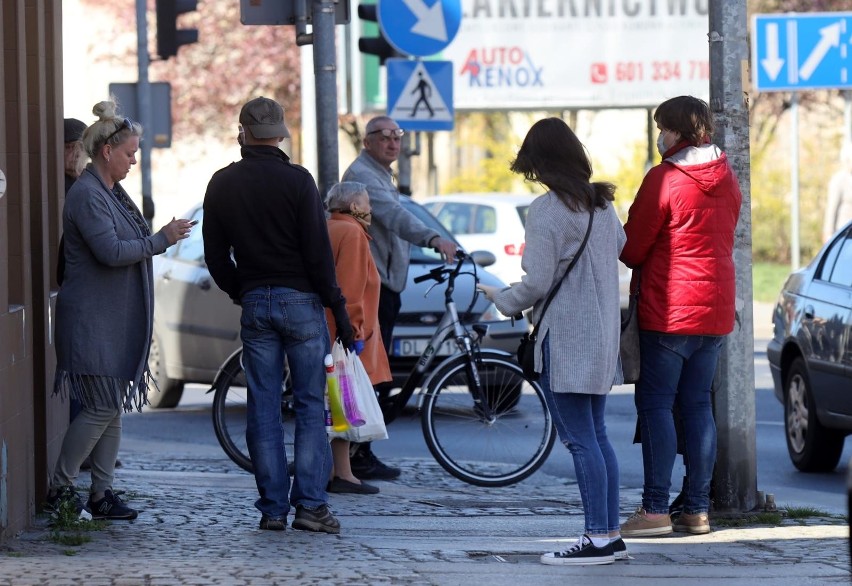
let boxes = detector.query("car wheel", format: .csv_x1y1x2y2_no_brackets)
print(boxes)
146,335,184,409
784,357,843,472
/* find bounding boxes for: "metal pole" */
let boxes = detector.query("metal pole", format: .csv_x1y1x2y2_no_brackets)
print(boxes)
708,0,756,513
397,139,412,196
135,0,154,225
791,92,800,270
312,0,339,199
844,90,852,144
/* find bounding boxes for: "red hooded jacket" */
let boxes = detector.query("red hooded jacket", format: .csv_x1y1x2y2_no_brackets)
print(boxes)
621,141,742,335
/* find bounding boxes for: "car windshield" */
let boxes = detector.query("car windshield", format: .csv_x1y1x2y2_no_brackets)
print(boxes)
402,197,459,264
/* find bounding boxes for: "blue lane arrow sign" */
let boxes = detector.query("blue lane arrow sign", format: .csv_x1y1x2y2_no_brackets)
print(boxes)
752,12,852,92
378,0,462,57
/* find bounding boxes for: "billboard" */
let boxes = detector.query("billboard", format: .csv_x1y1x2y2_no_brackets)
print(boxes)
440,0,710,110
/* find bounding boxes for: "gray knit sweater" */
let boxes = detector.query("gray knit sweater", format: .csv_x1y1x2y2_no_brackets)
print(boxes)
54,167,170,411
492,192,626,394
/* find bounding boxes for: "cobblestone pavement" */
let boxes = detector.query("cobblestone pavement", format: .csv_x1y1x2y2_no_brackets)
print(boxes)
1,449,849,586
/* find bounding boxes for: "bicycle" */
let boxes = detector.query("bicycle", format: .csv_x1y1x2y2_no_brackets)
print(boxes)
209,251,556,487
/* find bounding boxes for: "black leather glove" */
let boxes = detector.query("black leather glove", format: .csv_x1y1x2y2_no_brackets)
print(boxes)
332,302,355,351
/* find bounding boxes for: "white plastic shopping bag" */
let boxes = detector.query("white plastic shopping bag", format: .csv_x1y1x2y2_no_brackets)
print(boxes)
328,351,388,442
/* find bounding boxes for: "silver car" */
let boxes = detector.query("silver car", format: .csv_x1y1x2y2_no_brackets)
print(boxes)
148,197,528,408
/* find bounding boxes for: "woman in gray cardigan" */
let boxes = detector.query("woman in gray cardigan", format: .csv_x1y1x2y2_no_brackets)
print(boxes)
480,118,626,566
47,100,193,520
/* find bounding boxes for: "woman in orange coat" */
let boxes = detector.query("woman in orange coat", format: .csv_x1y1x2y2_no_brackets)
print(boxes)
325,181,392,494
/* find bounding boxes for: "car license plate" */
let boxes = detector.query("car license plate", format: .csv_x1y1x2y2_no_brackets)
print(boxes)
392,338,456,357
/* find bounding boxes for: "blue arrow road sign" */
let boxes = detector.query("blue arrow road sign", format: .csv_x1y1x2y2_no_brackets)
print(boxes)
378,0,462,57
752,12,852,92
387,59,454,131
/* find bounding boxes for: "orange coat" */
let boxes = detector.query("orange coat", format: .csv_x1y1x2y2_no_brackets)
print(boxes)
325,213,391,385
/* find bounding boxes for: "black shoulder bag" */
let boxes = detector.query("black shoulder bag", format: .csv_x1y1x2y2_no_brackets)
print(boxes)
516,209,594,381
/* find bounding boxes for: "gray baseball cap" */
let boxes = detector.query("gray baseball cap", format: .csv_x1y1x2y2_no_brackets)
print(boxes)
239,97,290,140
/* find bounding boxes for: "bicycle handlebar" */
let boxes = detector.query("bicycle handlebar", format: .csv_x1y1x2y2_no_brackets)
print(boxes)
411,250,469,284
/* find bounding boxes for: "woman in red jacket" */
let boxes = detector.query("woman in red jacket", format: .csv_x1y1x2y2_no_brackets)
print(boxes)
619,96,741,538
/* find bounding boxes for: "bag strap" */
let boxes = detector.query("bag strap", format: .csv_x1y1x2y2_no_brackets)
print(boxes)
530,208,594,338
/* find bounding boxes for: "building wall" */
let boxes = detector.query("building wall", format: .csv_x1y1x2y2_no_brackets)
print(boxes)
0,0,65,541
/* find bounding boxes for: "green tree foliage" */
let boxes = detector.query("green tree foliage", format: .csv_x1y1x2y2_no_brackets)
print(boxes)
593,141,649,221
442,113,533,194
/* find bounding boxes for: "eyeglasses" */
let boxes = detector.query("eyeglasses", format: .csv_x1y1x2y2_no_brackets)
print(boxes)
104,117,134,144
367,128,405,139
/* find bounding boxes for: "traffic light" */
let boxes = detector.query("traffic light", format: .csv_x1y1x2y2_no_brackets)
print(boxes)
357,3,400,65
155,0,199,60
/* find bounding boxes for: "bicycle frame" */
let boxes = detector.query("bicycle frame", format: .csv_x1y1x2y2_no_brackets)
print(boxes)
381,256,493,425
207,251,557,486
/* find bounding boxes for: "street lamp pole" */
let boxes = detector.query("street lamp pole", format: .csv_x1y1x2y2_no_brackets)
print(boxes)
708,0,757,513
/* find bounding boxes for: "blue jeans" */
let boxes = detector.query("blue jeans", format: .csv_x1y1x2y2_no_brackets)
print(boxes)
240,286,332,518
539,335,620,536
635,332,722,515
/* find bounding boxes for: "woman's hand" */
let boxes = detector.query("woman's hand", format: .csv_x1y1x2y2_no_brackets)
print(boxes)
477,284,501,302
162,217,195,246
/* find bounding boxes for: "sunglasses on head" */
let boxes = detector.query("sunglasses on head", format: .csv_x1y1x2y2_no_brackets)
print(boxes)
367,128,405,139
104,117,134,144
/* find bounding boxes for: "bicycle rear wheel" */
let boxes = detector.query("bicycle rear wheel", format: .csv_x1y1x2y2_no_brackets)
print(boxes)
421,352,556,487
211,350,294,473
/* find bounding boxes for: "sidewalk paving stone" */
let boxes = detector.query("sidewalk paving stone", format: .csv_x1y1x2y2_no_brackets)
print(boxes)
2,455,848,585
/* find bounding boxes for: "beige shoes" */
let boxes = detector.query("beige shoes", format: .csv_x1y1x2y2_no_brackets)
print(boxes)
620,507,673,537
621,507,712,537
673,511,711,534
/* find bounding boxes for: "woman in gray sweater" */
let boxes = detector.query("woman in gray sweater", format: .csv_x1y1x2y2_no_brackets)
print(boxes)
480,118,626,566
47,100,192,520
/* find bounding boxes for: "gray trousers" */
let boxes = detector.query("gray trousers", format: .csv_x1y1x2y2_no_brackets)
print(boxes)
51,406,122,494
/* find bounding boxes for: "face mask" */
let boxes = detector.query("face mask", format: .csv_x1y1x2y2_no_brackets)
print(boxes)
348,209,372,225
656,131,668,156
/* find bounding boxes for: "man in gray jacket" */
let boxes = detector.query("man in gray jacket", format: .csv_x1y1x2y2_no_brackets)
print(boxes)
342,115,457,479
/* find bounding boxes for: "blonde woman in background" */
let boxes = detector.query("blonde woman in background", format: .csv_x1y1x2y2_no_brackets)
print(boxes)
48,99,193,520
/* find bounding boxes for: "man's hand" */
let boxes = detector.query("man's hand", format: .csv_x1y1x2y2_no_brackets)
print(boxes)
430,236,458,263
332,303,356,352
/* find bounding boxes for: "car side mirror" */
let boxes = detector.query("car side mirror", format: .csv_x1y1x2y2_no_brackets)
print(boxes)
470,250,496,268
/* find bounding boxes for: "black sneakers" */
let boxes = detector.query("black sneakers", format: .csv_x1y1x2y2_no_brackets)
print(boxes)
350,444,400,480
87,489,138,520
611,537,629,560
259,516,287,531
45,486,85,516
540,535,615,566
291,504,340,534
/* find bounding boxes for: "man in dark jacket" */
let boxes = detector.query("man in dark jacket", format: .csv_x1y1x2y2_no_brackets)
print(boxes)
203,97,354,534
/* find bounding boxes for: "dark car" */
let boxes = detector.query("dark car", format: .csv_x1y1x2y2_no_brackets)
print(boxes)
147,197,528,408
767,220,852,472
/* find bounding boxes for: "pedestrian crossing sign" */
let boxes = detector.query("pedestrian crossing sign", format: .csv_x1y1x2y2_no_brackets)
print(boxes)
387,59,454,131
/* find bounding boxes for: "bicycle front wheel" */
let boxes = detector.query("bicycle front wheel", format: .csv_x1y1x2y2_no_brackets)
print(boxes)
421,352,556,487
